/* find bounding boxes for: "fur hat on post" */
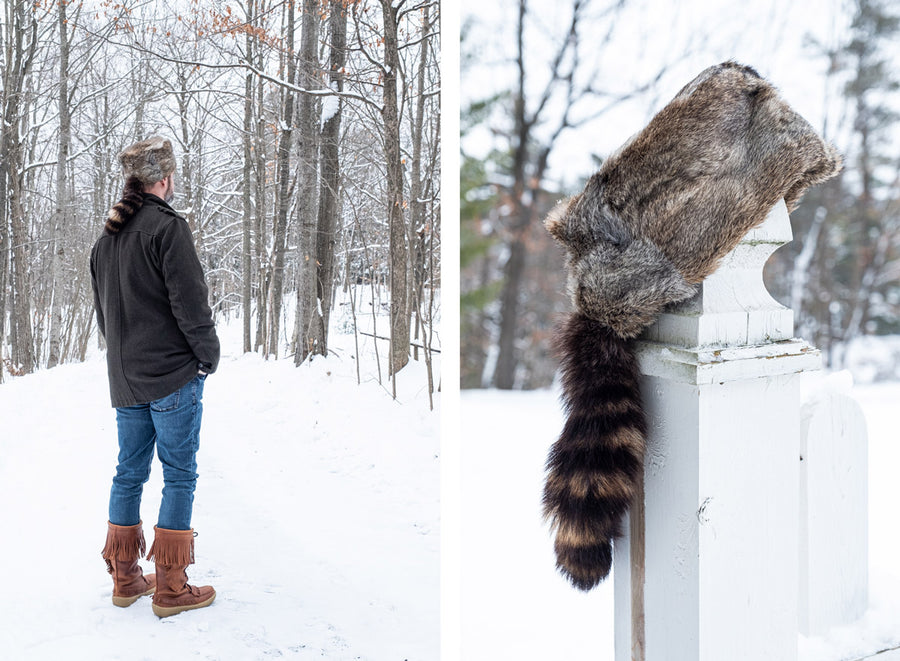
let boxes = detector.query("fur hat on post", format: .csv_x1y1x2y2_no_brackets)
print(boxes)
118,136,176,186
545,61,841,338
542,61,841,592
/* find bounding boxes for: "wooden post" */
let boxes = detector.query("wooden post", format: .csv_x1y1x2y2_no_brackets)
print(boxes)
614,201,821,661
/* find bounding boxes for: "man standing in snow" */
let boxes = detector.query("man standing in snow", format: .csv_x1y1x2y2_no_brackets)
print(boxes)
91,137,219,617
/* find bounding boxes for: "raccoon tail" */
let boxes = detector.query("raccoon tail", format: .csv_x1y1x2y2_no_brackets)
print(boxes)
105,176,144,234
543,311,647,591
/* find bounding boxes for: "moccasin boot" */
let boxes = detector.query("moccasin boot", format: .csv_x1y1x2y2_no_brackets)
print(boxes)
147,526,216,618
101,521,156,607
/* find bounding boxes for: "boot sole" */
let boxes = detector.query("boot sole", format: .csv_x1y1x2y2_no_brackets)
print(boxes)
152,591,216,618
112,585,156,608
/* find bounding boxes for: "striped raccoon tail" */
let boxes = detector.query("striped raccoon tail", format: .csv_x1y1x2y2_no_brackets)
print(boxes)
543,311,647,591
105,176,144,235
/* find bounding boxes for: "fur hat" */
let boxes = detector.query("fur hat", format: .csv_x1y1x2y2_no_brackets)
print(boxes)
118,136,176,185
546,61,841,339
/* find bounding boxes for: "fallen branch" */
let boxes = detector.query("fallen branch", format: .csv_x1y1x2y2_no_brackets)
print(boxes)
359,332,441,353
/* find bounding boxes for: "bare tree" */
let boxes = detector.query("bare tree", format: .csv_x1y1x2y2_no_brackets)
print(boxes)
309,0,349,360
2,0,40,375
47,0,74,368
292,0,322,364
265,0,298,359
380,0,409,383
407,4,430,363
241,0,257,353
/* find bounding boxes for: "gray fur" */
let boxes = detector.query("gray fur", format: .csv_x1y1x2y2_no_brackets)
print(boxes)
570,239,696,338
546,61,841,337
118,137,176,186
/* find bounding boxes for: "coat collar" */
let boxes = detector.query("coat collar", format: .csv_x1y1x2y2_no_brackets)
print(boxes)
141,192,176,212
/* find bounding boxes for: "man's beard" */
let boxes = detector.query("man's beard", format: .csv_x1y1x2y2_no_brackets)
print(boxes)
164,177,175,204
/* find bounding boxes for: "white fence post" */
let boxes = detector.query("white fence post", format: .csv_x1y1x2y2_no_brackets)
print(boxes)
799,388,868,635
614,200,821,661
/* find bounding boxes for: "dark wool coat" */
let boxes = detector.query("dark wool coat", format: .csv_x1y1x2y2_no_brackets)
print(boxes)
90,193,220,408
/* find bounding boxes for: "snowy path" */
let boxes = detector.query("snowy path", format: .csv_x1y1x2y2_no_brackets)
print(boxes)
0,337,439,660
461,379,900,661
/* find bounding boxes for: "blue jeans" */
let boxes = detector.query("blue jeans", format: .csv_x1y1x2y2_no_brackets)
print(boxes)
108,375,206,531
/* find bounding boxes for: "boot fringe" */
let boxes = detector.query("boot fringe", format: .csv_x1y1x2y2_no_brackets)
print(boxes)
147,527,195,566
101,521,147,567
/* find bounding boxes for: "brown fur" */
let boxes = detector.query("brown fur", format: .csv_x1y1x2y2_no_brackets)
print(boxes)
547,61,841,332
543,61,841,591
118,136,176,186
105,176,145,235
543,313,645,590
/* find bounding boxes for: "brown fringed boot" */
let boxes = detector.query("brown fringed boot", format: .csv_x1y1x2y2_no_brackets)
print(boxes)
101,521,156,607
147,527,216,618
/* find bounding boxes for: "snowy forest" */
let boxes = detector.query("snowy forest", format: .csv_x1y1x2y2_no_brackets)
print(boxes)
0,0,441,396
461,0,900,389
0,2,441,655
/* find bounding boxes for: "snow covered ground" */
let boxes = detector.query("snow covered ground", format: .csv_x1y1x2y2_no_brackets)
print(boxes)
460,376,900,661
0,296,440,660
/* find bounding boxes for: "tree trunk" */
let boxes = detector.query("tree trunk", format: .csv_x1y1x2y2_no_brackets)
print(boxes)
176,73,197,234
380,0,409,379
493,231,527,389
292,0,321,365
0,182,7,382
253,40,268,353
308,0,347,361
408,5,430,363
492,0,529,389
241,3,254,354
0,6,9,381
2,0,37,374
48,0,71,369
9,151,34,373
265,0,297,358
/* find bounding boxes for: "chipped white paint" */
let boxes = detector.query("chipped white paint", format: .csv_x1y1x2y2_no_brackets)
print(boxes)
636,338,820,385
799,390,868,635
615,201,817,661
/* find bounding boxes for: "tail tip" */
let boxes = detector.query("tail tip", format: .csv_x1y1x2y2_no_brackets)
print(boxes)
555,539,614,591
